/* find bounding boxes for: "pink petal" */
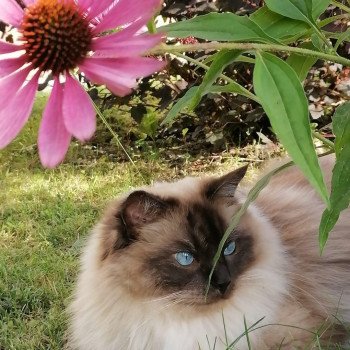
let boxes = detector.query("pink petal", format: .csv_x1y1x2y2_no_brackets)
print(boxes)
93,0,161,34
86,0,114,19
0,0,24,27
79,56,165,96
38,79,71,168
0,55,26,78
77,0,94,14
0,65,31,108
23,0,34,4
82,56,165,79
80,64,132,96
92,18,148,46
62,73,96,141
0,39,23,54
0,72,38,148
92,33,163,58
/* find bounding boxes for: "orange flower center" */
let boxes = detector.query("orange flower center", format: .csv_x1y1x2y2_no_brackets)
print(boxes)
21,0,92,75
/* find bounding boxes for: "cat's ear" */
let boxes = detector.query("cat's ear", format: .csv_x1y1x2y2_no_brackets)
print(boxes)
121,190,169,228
206,165,248,200
101,191,172,256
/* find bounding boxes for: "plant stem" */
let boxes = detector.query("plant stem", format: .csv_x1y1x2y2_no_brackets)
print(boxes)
150,42,350,66
319,13,350,28
332,0,350,12
309,22,334,51
312,131,335,149
92,101,140,170
147,17,157,34
175,52,260,103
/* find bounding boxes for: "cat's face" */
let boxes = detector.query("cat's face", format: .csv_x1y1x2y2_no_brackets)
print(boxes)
96,166,263,307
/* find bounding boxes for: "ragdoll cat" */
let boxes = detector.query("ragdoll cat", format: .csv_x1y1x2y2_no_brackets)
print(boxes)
69,155,350,349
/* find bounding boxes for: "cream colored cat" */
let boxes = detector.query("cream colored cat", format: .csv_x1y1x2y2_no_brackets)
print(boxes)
69,155,350,349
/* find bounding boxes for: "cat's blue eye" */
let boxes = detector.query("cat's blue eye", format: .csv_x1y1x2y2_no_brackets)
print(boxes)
223,241,236,256
175,251,194,266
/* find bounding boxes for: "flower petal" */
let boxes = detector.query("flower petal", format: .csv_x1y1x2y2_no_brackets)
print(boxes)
0,55,26,78
0,39,23,54
92,18,149,46
0,66,31,108
82,56,165,80
38,79,71,168
80,66,133,96
77,0,93,13
93,0,161,34
80,56,165,96
23,0,34,5
62,73,96,141
85,0,114,19
92,33,163,58
0,0,24,27
0,72,38,148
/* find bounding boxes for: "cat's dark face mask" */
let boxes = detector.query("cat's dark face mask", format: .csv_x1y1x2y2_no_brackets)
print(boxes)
98,165,256,306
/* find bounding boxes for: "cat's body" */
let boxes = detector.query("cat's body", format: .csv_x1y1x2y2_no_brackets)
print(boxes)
69,155,350,349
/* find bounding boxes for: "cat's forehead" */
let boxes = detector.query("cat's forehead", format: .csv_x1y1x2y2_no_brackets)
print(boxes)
148,176,209,201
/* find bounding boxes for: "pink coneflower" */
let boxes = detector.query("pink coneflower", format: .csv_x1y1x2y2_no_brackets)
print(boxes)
0,0,164,167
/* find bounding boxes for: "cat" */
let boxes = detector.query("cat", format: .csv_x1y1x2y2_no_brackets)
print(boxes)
68,154,350,350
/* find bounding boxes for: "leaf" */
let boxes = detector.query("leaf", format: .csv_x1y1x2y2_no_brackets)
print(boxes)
319,102,350,249
265,0,313,24
162,79,259,126
286,43,318,81
161,13,278,43
210,83,258,100
253,52,329,205
162,87,198,125
189,50,241,110
333,102,350,154
312,0,331,19
250,6,309,40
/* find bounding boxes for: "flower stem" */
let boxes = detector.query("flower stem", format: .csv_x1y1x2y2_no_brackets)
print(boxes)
150,42,350,66
92,101,138,167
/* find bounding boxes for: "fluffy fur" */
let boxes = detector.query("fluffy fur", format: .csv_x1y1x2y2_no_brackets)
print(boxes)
69,155,350,349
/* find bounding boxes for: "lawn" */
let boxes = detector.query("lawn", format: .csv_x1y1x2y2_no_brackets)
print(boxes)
0,95,243,350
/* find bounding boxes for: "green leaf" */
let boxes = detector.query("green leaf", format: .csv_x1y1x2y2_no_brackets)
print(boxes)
312,0,331,19
253,52,329,205
161,13,278,43
286,43,318,81
250,6,309,40
162,87,198,125
319,102,350,249
189,50,241,110
319,150,350,249
210,83,257,98
265,0,331,23
265,0,313,24
333,102,350,154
